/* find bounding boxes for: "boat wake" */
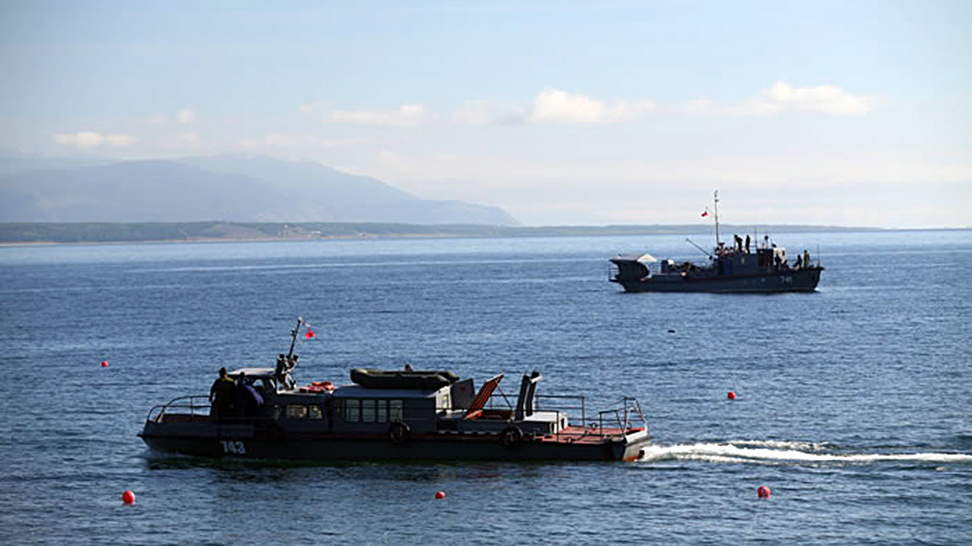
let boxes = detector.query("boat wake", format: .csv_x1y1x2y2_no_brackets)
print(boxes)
639,440,972,466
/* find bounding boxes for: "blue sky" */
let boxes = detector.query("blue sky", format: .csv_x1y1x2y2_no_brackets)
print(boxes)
1,1,969,227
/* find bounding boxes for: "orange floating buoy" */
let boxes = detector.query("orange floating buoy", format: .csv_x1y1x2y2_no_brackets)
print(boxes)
122,490,136,504
101,361,109,368
434,491,445,500
757,486,771,499
727,391,736,400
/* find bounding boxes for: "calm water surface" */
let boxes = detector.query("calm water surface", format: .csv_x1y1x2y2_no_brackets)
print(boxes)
0,231,970,545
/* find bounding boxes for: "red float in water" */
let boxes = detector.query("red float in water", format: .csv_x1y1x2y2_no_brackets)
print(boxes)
727,391,736,400
101,361,109,368
122,490,135,504
434,491,445,500
757,486,771,499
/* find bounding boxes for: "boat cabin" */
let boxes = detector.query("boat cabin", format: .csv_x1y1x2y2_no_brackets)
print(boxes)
219,365,568,439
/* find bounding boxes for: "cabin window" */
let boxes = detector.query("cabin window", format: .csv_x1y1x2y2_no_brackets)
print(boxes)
287,405,308,419
344,399,360,422
376,400,388,423
308,405,323,420
389,399,403,421
362,399,376,423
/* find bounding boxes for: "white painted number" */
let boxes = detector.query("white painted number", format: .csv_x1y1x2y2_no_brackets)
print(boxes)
221,440,247,455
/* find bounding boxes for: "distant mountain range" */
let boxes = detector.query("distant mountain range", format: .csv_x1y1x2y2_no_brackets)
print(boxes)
0,153,518,225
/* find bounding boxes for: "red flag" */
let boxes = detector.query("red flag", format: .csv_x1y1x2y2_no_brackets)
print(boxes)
304,329,315,340
701,210,709,217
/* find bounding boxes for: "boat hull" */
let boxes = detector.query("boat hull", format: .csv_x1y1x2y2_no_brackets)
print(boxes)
613,266,823,293
140,422,650,462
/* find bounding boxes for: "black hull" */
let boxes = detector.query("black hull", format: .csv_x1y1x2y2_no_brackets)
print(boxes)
614,267,823,293
139,425,649,462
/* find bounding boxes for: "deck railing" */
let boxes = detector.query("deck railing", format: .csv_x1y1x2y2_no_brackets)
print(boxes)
146,395,211,422
596,397,648,434
534,394,586,425
532,394,649,440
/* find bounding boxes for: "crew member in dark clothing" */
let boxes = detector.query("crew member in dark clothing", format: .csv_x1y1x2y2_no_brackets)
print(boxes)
210,367,235,421
234,372,264,419
745,235,751,253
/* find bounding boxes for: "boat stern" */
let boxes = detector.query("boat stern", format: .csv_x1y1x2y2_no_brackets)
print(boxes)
616,427,652,461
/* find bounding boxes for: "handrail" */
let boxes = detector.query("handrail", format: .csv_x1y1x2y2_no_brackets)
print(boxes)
534,394,586,425
147,396,284,426
595,397,648,437
145,395,211,422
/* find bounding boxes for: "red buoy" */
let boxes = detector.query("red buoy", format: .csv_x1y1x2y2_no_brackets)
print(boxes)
434,491,445,500
727,391,736,400
101,360,109,368
757,486,771,499
122,490,135,504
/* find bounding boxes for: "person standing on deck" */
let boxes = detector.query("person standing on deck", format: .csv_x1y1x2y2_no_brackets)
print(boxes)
210,367,235,421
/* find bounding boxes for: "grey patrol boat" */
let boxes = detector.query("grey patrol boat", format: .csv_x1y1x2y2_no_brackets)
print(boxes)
610,192,823,293
140,319,652,462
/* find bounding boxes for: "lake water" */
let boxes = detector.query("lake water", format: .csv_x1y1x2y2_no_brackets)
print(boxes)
0,230,970,545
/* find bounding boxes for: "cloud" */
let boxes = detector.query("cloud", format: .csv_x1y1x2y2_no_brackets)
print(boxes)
526,89,655,123
451,100,526,125
451,90,655,125
52,132,137,148
684,82,877,117
681,98,722,116
237,133,361,151
299,101,323,113
329,104,427,126
158,133,202,150
147,113,167,125
177,109,195,123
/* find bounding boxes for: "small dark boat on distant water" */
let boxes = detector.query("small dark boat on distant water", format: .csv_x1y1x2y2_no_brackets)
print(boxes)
140,319,651,461
610,192,823,293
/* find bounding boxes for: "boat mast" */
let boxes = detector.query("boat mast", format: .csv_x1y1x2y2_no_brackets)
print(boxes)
287,317,304,359
713,190,721,249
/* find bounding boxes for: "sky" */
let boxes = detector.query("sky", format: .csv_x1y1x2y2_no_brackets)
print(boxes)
1,0,970,227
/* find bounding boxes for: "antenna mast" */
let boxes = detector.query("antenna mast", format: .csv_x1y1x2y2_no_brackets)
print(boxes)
287,317,304,359
713,190,721,249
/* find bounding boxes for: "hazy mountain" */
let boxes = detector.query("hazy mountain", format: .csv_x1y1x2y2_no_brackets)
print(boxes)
0,152,111,178
0,154,518,225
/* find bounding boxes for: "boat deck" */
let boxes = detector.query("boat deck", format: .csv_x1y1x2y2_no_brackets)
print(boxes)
538,425,645,444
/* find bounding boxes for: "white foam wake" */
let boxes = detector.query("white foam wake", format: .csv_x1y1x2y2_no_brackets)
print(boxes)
639,441,972,465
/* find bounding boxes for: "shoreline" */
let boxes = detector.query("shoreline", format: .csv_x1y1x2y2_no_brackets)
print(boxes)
0,222,966,248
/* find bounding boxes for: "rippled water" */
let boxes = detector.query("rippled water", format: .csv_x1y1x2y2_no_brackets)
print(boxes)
0,230,969,545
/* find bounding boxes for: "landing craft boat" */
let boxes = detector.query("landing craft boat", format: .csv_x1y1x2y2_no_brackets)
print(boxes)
610,191,823,293
139,319,652,462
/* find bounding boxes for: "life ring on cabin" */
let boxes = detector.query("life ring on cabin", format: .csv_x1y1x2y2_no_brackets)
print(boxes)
389,422,411,445
499,426,523,448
